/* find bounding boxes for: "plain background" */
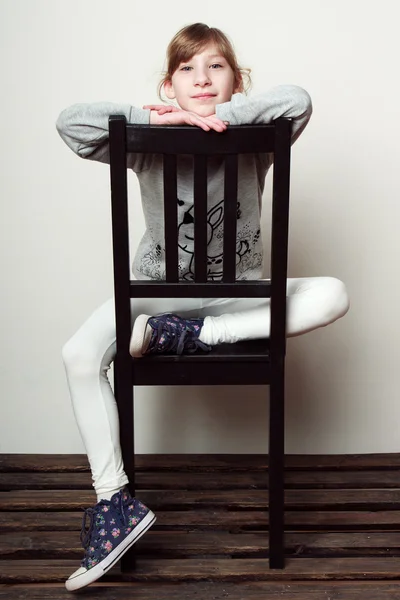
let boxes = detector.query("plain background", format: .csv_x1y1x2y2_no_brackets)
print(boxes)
1,0,398,454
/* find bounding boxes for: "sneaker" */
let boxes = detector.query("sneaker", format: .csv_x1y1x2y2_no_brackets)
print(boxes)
65,488,156,591
130,312,211,358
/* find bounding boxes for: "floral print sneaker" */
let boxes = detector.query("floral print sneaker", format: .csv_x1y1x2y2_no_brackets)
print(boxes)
130,312,211,358
65,488,156,591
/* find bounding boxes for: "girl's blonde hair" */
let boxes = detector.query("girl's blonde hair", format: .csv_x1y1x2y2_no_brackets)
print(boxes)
158,23,252,101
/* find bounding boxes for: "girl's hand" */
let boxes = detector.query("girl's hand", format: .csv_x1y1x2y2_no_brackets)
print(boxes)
149,109,228,132
143,104,180,115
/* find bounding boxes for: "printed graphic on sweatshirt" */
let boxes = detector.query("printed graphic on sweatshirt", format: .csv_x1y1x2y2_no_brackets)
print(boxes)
138,197,262,281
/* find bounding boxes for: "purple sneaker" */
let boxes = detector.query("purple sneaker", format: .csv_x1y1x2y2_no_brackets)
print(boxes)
130,312,211,358
65,488,156,591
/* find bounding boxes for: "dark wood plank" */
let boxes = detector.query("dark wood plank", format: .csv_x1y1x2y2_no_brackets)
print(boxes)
2,558,400,583
2,582,400,600
0,455,91,473
2,454,400,597
3,469,400,490
2,454,400,473
2,509,400,532
3,509,400,532
1,489,400,511
1,530,400,559
2,581,400,600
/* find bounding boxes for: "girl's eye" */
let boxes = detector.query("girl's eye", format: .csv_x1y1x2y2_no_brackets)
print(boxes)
180,63,223,71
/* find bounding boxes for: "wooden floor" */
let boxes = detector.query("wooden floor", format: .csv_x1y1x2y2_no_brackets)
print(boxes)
1,454,400,599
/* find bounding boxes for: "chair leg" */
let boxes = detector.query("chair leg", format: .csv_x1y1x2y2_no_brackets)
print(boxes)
114,355,137,573
120,380,136,573
268,365,285,568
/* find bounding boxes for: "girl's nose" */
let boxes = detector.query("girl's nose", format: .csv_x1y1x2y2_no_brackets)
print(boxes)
194,69,211,86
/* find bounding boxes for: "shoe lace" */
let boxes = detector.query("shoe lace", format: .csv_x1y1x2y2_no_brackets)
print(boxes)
80,502,108,549
155,320,211,355
116,490,129,526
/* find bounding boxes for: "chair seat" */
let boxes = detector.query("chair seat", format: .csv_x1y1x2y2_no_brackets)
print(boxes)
132,339,271,386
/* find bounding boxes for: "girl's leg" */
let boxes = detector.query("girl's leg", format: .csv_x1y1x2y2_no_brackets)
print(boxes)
64,276,348,496
62,296,202,501
198,276,350,345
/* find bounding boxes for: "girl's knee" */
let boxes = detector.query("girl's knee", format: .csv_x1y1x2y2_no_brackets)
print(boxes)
324,277,350,322
62,336,102,377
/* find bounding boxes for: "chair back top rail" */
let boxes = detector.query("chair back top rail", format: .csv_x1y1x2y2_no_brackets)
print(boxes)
123,123,277,155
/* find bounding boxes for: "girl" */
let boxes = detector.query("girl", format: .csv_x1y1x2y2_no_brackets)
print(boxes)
56,22,349,591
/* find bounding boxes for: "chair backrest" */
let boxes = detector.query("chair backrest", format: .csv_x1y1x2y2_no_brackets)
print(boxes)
108,118,292,361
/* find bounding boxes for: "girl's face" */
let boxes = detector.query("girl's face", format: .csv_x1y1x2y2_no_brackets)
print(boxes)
164,43,241,117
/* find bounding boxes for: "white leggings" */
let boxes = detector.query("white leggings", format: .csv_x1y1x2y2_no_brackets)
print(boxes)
62,277,349,498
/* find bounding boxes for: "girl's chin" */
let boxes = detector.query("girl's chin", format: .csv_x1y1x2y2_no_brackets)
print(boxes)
190,108,216,118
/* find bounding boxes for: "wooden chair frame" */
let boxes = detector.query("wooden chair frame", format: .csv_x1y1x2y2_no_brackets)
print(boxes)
108,117,292,569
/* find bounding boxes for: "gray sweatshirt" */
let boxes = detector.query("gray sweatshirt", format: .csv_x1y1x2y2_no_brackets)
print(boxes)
56,85,312,281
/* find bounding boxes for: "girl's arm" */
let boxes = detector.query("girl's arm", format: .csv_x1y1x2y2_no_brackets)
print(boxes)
56,102,151,171
215,84,313,145
149,108,227,132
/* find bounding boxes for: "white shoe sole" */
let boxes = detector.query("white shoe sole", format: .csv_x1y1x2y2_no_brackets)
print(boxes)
65,509,157,592
129,314,152,358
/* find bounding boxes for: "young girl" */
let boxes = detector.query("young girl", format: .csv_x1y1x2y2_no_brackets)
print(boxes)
56,22,349,591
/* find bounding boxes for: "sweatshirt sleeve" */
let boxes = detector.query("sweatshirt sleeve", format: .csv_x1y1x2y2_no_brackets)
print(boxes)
56,102,151,172
215,84,312,146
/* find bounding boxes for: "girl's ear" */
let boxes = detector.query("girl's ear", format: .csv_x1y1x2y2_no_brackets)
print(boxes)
164,79,176,100
234,73,244,94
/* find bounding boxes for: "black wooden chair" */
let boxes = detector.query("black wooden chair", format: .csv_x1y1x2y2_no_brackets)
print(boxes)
108,116,292,570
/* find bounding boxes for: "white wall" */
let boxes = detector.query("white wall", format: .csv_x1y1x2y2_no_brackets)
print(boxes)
1,0,399,454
